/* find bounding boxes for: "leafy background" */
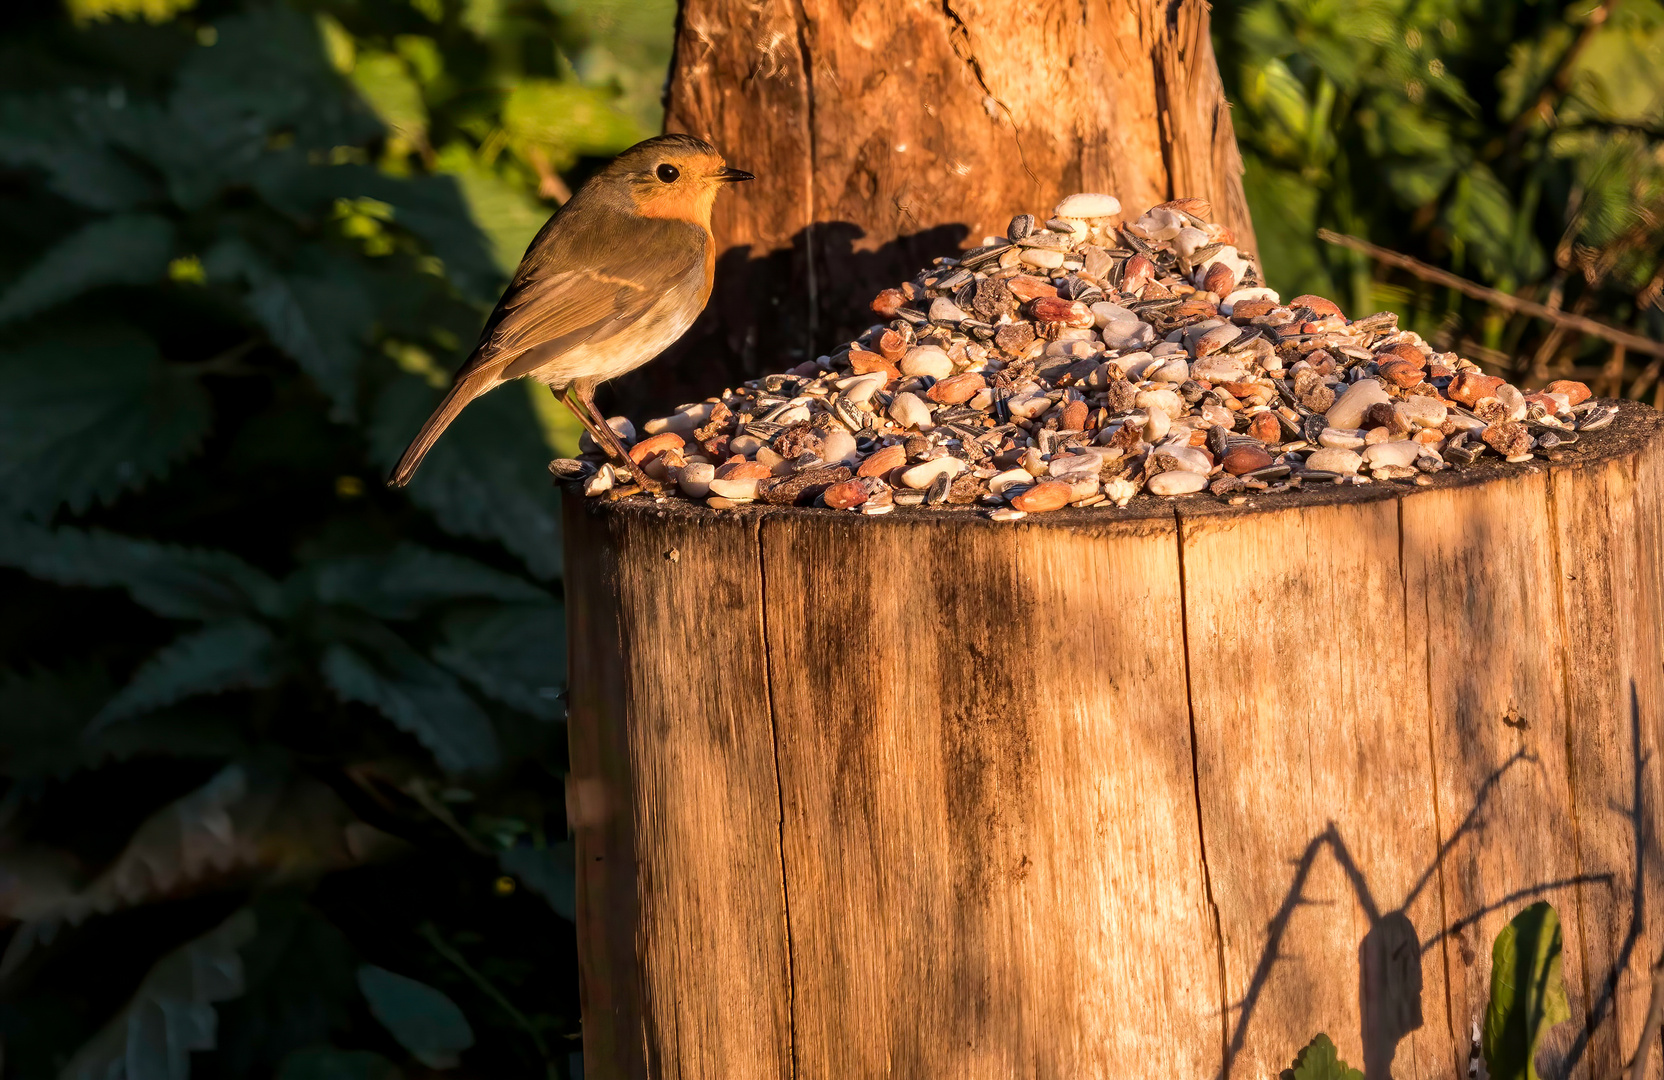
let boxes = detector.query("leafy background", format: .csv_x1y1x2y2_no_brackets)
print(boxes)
0,0,1659,1076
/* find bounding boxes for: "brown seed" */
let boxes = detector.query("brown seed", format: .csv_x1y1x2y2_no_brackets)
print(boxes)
1006,274,1058,302
1377,343,1426,367
1290,294,1344,318
1173,298,1220,320
1448,371,1506,408
1248,411,1281,443
927,372,987,405
1546,379,1592,406
1029,296,1094,328
628,431,685,464
716,460,771,480
1229,297,1278,323
1121,254,1155,294
1011,481,1070,512
856,444,906,477
876,329,907,362
848,350,900,379
1481,420,1532,457
1223,445,1273,475
1155,197,1213,218
822,479,868,510
1059,399,1089,431
1378,359,1425,388
757,464,852,506
994,321,1036,356
1203,262,1236,297
871,288,906,318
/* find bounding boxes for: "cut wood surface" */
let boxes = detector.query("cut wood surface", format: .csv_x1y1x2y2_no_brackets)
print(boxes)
563,401,1664,1079
633,0,1254,414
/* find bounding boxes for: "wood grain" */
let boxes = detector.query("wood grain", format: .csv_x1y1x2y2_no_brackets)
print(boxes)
563,403,1664,1078
1400,470,1595,1076
757,514,1220,1078
1550,432,1664,1080
563,500,791,1079
640,0,1256,414
1177,498,1454,1080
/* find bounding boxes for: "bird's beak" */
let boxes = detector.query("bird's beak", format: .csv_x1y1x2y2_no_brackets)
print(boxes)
715,167,755,183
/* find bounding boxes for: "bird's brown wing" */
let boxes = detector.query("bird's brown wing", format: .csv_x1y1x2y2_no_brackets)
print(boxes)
454,217,707,383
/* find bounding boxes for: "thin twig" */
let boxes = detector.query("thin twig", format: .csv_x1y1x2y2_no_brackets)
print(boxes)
1509,0,1622,139
1318,229,1664,359
419,923,560,1080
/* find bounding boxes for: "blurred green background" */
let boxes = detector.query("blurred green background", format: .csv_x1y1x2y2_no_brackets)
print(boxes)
0,0,1658,1076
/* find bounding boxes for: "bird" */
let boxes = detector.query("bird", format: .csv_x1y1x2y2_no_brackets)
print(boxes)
387,133,752,492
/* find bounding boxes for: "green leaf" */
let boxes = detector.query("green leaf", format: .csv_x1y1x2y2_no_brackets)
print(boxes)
92,618,280,728
0,522,280,620
58,908,259,1080
278,1050,403,1080
0,92,163,211
320,635,500,773
1483,901,1571,1080
433,602,565,719
498,841,575,920
371,376,564,580
356,966,474,1070
0,214,174,322
431,142,549,277
0,331,211,518
1281,1033,1363,1080
351,51,429,149
205,239,372,418
309,543,547,619
249,159,503,302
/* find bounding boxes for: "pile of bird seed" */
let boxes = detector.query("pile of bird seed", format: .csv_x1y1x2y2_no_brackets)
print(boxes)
551,193,1617,519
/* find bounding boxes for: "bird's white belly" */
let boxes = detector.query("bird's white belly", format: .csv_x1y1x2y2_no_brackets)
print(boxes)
531,289,701,389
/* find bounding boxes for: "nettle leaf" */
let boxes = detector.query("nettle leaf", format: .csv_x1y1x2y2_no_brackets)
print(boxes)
278,1050,403,1080
92,619,280,729
356,966,474,1070
0,214,174,323
1483,902,1571,1080
0,665,111,780
58,909,258,1080
309,543,547,620
205,239,372,419
0,92,164,212
498,841,575,921
1281,1033,1363,1080
0,331,211,518
0,522,280,620
433,603,565,719
371,376,563,580
320,635,500,773
0,523,277,618
164,6,379,206
249,157,504,303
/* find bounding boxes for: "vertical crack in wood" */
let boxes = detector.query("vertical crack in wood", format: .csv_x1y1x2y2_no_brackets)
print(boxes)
938,0,1040,193
754,517,799,1079
1546,465,1601,1057
1402,493,1460,1067
1173,507,1231,1076
789,0,818,359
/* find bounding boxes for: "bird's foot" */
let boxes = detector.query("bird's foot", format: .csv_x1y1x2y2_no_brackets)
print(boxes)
611,454,667,497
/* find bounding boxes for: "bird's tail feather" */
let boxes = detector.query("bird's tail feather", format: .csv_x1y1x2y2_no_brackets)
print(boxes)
386,373,495,488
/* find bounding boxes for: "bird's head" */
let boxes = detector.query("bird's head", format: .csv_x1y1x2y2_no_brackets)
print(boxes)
603,134,753,227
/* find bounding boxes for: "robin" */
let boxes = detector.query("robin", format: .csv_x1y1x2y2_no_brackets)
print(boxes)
387,133,752,492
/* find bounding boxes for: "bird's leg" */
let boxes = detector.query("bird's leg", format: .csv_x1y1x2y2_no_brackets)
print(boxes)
559,386,662,494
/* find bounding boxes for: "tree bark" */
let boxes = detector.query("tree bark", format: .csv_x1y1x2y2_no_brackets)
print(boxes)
614,0,1256,418
563,402,1664,1080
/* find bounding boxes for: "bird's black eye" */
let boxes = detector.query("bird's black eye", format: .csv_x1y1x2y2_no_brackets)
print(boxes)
655,163,680,184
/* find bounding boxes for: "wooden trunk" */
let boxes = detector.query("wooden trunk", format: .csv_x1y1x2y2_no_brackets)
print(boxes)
621,0,1254,417
563,402,1664,1080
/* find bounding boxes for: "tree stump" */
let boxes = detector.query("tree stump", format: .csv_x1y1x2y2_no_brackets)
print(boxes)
563,401,1664,1080
622,0,1253,417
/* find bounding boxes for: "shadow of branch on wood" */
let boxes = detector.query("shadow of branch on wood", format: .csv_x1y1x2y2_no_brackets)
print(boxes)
1216,703,1655,1080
